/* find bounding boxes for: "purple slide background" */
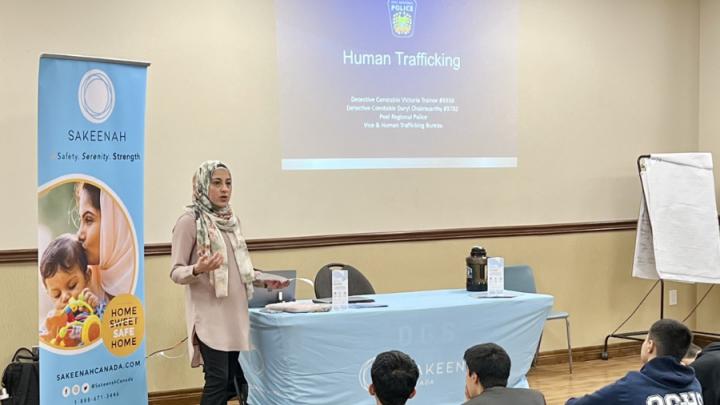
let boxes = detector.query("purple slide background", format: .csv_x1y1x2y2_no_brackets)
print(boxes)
275,0,517,163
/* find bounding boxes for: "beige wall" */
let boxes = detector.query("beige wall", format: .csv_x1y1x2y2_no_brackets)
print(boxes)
2,0,720,395
0,0,702,248
698,0,720,333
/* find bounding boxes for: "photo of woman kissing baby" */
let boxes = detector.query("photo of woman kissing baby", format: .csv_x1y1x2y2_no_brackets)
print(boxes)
38,179,137,350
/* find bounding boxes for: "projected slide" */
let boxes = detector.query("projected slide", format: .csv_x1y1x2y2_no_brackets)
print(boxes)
276,0,518,170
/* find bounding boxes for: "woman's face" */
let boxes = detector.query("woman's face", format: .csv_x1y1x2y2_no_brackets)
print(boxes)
208,168,232,209
77,189,101,264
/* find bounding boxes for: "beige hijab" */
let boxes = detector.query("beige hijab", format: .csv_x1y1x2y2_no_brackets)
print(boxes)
95,191,135,297
187,160,254,299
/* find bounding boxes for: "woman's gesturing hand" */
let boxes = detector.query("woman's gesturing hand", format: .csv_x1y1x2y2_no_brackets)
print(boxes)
194,251,223,274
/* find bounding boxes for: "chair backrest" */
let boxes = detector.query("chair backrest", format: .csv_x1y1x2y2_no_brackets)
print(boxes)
503,265,537,294
314,263,376,299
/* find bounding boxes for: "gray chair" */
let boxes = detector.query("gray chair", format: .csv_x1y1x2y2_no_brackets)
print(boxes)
504,264,572,373
314,263,375,299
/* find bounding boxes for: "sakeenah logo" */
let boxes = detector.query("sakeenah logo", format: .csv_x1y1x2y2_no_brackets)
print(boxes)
358,356,466,390
388,0,417,38
358,357,375,390
78,69,115,124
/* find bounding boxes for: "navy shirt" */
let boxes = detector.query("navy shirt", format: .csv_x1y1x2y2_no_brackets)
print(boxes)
691,342,720,405
566,356,702,405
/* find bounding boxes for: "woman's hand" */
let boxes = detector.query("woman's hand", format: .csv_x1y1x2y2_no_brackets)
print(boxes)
254,271,291,289
194,251,223,274
264,279,290,289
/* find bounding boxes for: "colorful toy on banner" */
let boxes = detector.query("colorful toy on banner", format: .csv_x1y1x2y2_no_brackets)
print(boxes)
45,291,102,348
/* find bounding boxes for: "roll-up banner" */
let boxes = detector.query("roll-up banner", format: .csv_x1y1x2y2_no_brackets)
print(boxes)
38,54,149,404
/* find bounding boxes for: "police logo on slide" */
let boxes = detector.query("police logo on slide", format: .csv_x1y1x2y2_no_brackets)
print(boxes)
358,357,375,390
388,0,417,38
78,69,115,124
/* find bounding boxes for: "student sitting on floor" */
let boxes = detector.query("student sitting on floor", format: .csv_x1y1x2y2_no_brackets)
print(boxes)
566,319,702,405
369,350,420,405
462,343,545,405
690,341,720,405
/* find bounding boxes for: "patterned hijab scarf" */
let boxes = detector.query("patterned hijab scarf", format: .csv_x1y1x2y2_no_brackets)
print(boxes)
187,160,254,299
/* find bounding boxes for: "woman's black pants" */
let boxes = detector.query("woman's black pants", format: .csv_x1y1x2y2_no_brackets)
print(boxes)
198,339,247,405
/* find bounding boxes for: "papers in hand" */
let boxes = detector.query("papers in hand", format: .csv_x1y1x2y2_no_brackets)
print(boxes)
255,272,288,282
255,272,315,288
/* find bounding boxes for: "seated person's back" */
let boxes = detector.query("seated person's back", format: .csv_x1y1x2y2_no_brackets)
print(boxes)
690,342,720,405
566,319,703,405
368,350,420,405
463,343,545,405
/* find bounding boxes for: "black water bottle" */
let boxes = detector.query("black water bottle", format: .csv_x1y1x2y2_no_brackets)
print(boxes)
466,246,488,291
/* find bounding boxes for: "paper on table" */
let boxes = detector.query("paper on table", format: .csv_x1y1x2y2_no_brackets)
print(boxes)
264,302,331,313
487,257,505,296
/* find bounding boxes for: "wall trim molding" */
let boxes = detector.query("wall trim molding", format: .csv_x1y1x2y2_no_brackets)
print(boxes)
0,249,39,264
1,219,637,264
535,341,640,365
535,335,720,366
148,388,201,405
694,334,720,349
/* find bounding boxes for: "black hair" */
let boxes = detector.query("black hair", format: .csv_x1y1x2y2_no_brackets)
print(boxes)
463,343,511,389
371,350,420,405
649,319,693,361
78,182,101,211
40,234,90,285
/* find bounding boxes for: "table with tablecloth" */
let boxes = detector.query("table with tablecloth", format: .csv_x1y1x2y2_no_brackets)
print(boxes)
238,289,553,405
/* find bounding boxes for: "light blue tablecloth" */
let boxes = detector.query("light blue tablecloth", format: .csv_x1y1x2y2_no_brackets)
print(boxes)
239,289,553,405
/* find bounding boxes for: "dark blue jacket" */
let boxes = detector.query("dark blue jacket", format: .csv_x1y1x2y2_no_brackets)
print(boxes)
565,356,702,405
691,342,720,405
